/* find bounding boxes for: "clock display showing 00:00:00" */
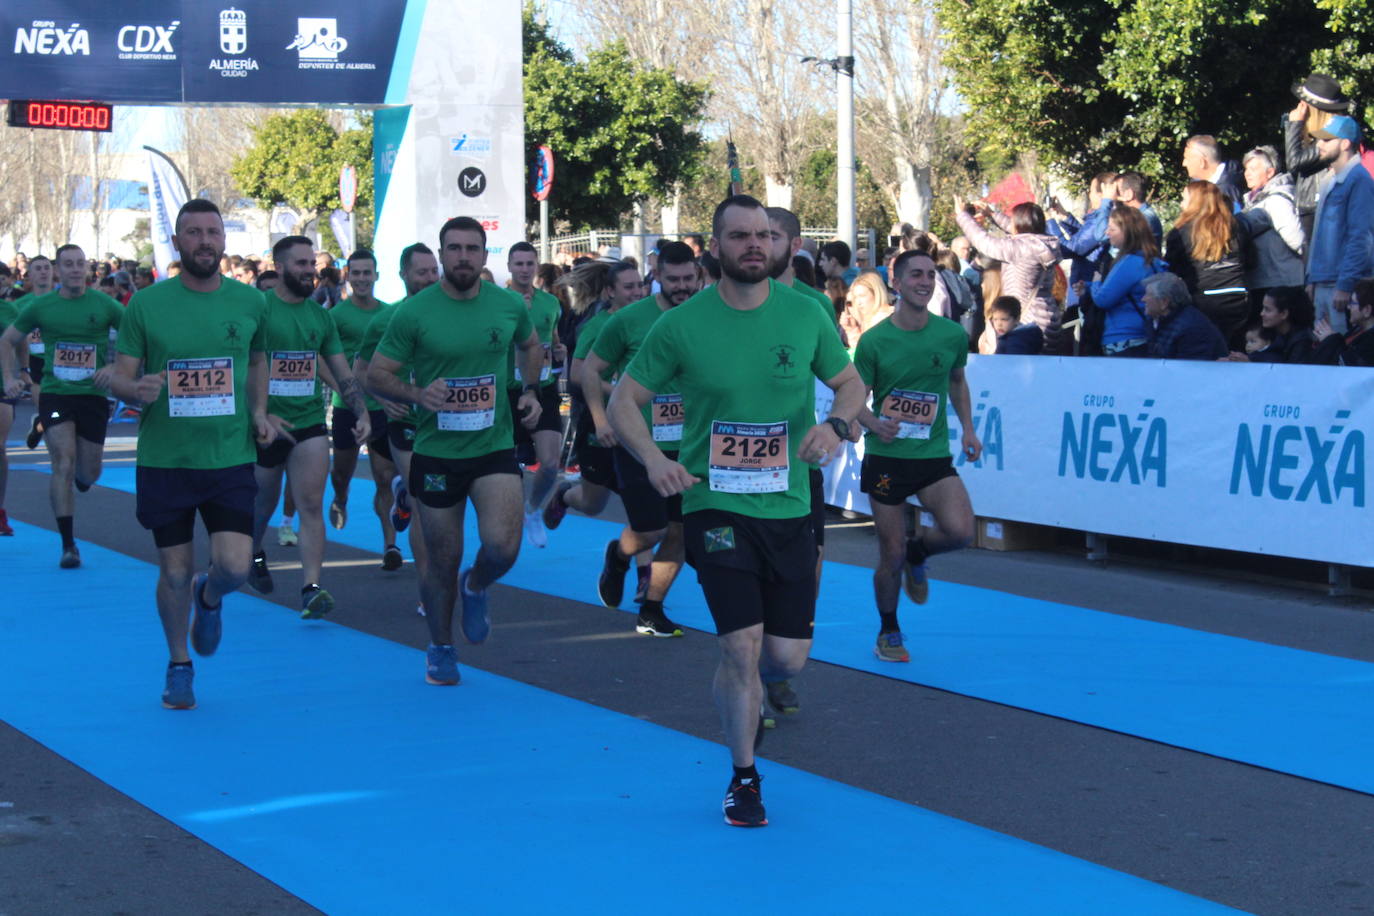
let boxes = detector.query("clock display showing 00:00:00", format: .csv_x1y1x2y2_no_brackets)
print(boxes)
7,100,112,132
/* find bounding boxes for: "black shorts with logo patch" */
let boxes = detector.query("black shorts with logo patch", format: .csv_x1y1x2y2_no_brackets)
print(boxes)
683,509,817,639
508,384,563,438
388,420,416,454
330,406,391,461
614,446,682,533
38,393,109,444
860,454,959,506
573,413,617,490
255,423,329,469
409,449,521,509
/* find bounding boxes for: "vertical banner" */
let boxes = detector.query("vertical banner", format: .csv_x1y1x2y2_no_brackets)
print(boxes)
330,209,355,257
144,145,189,280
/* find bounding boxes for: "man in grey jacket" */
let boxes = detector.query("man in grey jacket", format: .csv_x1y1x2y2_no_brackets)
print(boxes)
1239,146,1305,316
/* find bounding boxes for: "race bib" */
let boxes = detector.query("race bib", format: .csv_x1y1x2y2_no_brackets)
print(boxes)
513,344,552,383
28,331,43,355
651,394,684,442
167,357,234,417
52,342,97,381
268,350,317,397
437,374,496,431
881,388,939,440
709,420,788,494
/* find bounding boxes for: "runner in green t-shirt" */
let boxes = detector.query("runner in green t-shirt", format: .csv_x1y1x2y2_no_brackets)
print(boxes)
608,195,864,829
1,244,122,569
0,294,22,535
854,249,981,663
582,241,701,637
15,255,54,449
542,260,643,536
354,242,440,617
762,205,848,719
324,249,403,573
503,242,567,548
245,236,370,621
103,199,275,710
367,217,545,687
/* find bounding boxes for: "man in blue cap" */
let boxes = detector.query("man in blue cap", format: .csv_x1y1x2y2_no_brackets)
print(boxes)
1306,115,1374,333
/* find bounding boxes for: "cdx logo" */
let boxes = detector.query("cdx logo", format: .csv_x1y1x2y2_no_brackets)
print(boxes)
118,22,179,54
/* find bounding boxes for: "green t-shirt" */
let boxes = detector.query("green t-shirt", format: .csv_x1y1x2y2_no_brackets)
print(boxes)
357,303,418,426
591,295,681,448
12,289,122,396
506,287,561,389
792,277,836,320
13,292,43,355
853,314,968,460
329,297,391,410
0,298,17,334
261,289,343,429
116,277,268,470
626,280,850,519
376,280,534,460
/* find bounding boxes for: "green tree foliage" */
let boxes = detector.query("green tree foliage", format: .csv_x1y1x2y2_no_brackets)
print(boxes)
231,109,374,251
523,6,709,230
939,0,1337,192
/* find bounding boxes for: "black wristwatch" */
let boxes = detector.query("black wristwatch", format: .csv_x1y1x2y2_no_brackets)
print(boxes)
825,416,850,440
521,384,538,398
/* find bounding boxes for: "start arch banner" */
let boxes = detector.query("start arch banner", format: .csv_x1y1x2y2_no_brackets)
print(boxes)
816,357,1374,568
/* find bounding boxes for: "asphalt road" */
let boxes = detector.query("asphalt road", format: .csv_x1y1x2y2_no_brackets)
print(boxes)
2,400,1372,916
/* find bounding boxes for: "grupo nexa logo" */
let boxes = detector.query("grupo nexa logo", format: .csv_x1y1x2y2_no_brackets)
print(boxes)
14,21,90,56
219,8,246,55
118,21,179,61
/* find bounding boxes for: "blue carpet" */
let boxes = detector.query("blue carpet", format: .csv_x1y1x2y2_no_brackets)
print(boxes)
0,519,1230,914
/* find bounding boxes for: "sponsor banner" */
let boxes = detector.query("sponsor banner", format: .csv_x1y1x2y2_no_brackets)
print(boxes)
144,146,189,280
0,1,407,103
817,357,1374,567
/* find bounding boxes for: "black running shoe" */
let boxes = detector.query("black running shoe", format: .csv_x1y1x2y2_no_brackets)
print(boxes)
248,550,274,594
381,545,403,571
765,679,800,716
723,775,767,827
597,540,630,608
635,608,684,638
25,415,42,450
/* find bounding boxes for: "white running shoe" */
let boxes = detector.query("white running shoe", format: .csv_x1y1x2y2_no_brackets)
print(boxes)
523,509,548,548
277,523,298,547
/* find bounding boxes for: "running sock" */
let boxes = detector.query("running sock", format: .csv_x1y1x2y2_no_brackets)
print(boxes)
56,515,74,550
879,611,900,634
905,536,929,566
168,660,192,670
641,599,664,617
733,764,759,783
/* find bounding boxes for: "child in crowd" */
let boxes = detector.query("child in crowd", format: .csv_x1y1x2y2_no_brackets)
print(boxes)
1243,321,1274,358
987,296,1044,354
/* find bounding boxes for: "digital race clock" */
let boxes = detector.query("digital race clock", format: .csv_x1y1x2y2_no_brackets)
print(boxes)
6,100,112,132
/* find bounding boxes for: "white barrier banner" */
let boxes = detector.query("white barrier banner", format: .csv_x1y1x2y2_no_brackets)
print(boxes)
818,356,1374,567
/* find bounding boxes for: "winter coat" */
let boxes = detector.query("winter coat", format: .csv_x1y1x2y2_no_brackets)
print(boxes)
1087,253,1167,346
1283,117,1335,217
1239,172,1305,290
1306,156,1374,292
955,209,1062,350
1146,303,1228,360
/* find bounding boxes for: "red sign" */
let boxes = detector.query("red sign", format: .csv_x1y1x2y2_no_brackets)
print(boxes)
6,99,112,132
533,145,554,202
339,164,357,214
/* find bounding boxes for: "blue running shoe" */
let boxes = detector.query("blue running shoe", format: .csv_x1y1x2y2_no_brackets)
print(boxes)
459,568,491,644
390,475,411,533
426,644,460,685
190,573,222,657
162,663,196,709
903,561,929,605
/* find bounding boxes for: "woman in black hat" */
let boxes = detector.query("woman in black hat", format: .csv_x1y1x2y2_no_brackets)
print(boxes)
1285,73,1355,247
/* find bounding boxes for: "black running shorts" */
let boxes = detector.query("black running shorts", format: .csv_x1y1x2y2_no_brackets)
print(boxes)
684,509,817,639
136,463,258,548
614,446,682,533
508,385,563,438
255,423,329,469
37,393,109,445
409,449,520,509
860,454,959,506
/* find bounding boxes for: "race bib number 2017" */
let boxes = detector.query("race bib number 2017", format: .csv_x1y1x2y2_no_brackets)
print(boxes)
167,357,235,418
708,420,788,493
437,375,496,431
52,342,97,381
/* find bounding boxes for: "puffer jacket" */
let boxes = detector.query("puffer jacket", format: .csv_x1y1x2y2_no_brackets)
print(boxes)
956,209,1062,350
